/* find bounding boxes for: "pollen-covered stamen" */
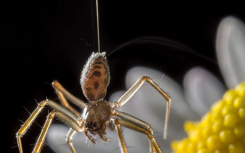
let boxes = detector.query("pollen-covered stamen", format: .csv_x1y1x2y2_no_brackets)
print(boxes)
171,81,245,153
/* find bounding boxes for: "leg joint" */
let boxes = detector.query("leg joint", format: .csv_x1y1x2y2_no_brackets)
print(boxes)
52,80,59,88
38,100,49,107
141,75,151,82
16,132,22,138
47,111,57,119
147,125,154,134
66,137,72,144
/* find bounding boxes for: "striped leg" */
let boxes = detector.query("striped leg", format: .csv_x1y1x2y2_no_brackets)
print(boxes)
33,111,85,153
52,80,87,110
117,76,171,139
33,111,56,152
116,119,162,153
114,120,128,153
16,100,84,153
16,100,49,153
118,111,156,153
52,80,85,117
66,128,78,153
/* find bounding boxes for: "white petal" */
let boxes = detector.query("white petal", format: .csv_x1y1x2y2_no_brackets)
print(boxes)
216,16,245,88
183,67,226,116
125,66,199,121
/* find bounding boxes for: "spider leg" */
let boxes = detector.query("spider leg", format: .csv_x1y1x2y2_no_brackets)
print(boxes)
99,134,109,142
85,130,96,144
99,124,109,142
66,128,78,153
117,76,171,139
16,100,49,153
16,100,85,153
34,111,85,153
53,82,81,117
114,121,128,153
52,80,87,110
115,119,162,153
33,111,56,152
117,111,156,153
107,120,115,131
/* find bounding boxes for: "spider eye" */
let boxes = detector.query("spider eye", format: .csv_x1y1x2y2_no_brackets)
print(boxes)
93,122,97,127
89,121,93,128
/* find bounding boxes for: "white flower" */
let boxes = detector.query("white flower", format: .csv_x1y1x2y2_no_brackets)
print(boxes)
46,16,245,153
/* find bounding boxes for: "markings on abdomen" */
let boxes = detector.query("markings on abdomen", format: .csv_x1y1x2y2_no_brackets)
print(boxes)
94,81,99,89
94,62,103,64
94,65,101,69
86,87,92,91
91,71,101,77
104,78,108,86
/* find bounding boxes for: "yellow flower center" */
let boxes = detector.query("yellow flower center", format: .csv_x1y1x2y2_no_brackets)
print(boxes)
171,81,245,153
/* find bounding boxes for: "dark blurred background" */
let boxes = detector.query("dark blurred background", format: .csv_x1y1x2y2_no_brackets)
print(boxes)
2,1,245,153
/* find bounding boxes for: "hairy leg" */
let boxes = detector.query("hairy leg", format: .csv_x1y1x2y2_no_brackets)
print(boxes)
117,76,171,139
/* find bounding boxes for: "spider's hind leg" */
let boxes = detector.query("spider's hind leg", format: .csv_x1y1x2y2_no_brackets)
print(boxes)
116,119,162,153
114,121,128,153
117,111,156,153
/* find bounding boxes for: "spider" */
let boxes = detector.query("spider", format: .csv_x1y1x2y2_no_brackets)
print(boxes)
16,1,171,153
16,51,171,153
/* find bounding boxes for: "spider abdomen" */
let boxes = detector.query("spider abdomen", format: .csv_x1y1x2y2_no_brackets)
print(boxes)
81,52,110,101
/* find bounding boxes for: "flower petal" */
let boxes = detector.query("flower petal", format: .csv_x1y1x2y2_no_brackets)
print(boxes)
216,16,245,88
183,67,226,116
124,66,199,121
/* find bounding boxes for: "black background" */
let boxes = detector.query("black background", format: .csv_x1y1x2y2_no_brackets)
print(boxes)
3,1,245,153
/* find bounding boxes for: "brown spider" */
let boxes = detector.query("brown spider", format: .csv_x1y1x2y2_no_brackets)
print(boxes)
16,52,171,153
16,1,171,153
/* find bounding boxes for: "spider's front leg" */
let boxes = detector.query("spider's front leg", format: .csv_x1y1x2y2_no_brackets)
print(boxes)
117,76,171,139
16,100,85,153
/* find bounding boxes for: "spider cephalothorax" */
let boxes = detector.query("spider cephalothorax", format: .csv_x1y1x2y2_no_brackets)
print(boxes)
83,100,112,134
